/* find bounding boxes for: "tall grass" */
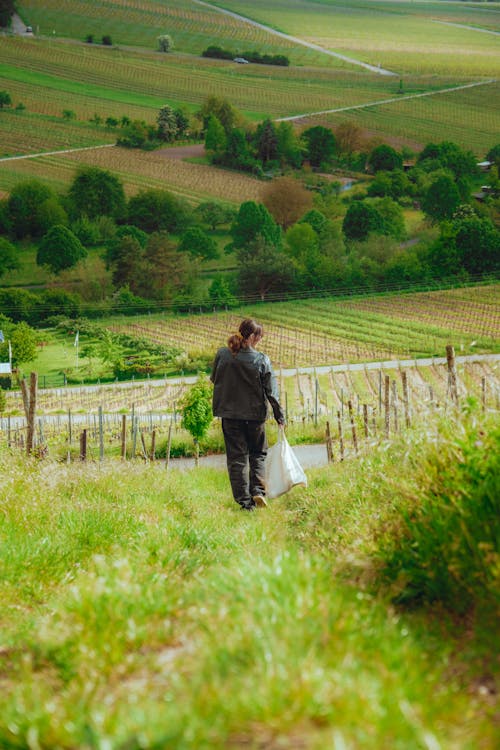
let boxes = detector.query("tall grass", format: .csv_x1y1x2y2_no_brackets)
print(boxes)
1,404,499,747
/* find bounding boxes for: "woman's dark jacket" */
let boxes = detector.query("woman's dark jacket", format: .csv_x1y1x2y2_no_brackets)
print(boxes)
210,346,284,423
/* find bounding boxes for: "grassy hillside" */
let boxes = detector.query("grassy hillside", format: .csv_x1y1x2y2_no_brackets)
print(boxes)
1,406,498,747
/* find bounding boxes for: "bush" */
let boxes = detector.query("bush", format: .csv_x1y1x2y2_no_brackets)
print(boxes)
379,411,500,616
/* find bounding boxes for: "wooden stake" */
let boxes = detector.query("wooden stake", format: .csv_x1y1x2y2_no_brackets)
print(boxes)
363,404,369,439
391,380,399,433
80,429,87,461
446,344,458,405
348,400,358,455
121,414,127,459
337,410,344,462
384,375,390,437
151,429,156,461
165,421,172,471
401,370,411,427
325,420,334,463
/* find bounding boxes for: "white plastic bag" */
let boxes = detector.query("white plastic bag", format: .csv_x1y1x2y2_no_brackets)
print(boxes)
265,429,308,499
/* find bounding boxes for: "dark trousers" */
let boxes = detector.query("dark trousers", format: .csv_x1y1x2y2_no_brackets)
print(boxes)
221,419,267,508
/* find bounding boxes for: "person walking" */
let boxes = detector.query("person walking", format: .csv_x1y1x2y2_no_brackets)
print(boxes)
211,318,285,511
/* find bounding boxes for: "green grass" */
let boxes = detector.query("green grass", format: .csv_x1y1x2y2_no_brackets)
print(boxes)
1,406,498,747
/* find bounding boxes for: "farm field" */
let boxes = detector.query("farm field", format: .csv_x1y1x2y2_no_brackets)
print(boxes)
105,284,500,368
0,0,498,169
204,0,500,76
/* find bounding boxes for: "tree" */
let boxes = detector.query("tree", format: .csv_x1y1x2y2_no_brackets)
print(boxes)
10,322,37,365
254,118,279,166
368,197,406,240
342,201,384,241
180,377,213,464
178,227,218,260
208,275,238,308
0,1,15,27
261,176,313,230
367,144,403,173
276,121,303,168
0,91,12,108
0,237,19,278
236,236,292,300
335,121,364,155
230,201,281,250
105,224,148,268
68,166,126,220
158,34,173,52
144,231,194,300
299,209,329,236
157,104,178,142
422,175,461,222
204,115,227,154
36,225,87,274
8,180,58,238
127,188,191,233
102,35,112,46
486,144,500,168
174,108,189,138
111,236,147,294
301,126,336,168
454,216,500,275
195,201,234,231
197,96,239,134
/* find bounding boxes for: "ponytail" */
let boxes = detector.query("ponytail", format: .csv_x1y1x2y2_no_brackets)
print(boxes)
227,319,263,355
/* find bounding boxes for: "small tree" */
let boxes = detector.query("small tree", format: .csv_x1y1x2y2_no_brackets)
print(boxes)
102,35,112,46
157,104,178,142
158,34,173,52
37,225,87,274
10,322,38,366
179,227,218,260
0,91,12,109
180,377,213,465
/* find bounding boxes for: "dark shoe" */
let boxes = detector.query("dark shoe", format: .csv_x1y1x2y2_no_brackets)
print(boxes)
252,494,267,508
240,504,255,512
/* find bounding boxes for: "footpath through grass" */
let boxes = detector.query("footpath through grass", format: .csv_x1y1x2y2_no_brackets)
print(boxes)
0,405,498,748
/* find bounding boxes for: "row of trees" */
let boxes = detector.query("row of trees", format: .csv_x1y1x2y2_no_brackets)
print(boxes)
202,46,289,66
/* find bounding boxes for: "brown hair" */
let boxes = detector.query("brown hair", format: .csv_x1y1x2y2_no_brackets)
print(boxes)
227,318,263,354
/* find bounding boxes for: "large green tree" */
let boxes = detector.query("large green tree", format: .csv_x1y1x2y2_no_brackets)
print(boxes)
127,189,191,233
422,175,461,222
8,180,61,239
367,144,403,173
342,201,384,241
157,104,178,142
301,126,336,168
68,166,126,220
178,227,218,260
254,118,279,166
204,115,226,154
197,96,239,134
236,236,292,301
36,225,87,274
230,201,281,250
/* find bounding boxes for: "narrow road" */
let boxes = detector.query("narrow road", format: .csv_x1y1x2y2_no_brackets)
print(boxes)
193,0,397,76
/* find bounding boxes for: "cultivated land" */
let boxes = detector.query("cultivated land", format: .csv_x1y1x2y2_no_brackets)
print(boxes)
0,0,497,190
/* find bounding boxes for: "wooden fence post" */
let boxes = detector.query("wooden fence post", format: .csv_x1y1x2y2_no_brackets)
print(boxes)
151,429,156,461
391,380,399,433
363,404,369,439
98,405,104,461
337,410,344,461
325,420,334,463
121,414,127,459
384,375,390,437
481,377,486,412
401,370,411,428
446,345,458,405
165,421,172,471
80,429,87,461
348,400,358,455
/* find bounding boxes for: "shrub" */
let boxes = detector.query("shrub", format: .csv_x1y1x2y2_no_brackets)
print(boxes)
379,412,500,616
